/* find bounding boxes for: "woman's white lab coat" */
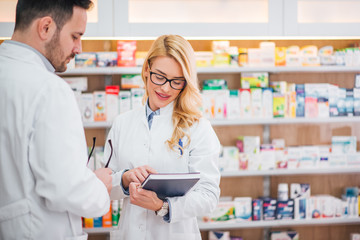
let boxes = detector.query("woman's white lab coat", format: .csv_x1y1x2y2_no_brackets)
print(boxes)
104,101,221,240
0,42,110,240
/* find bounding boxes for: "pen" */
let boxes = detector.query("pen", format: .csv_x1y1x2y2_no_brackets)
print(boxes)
178,138,183,155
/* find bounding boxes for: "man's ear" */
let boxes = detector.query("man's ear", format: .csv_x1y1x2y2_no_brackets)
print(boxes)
37,16,57,41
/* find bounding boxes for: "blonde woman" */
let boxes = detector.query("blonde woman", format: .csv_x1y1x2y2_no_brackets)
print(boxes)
104,35,220,240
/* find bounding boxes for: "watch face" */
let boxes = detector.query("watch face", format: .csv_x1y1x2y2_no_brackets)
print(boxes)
157,202,169,217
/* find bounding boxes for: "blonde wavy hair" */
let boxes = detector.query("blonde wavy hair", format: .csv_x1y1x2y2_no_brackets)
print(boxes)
141,35,202,153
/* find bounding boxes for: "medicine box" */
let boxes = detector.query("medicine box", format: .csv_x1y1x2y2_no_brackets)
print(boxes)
93,91,106,122
130,88,145,109
262,88,273,118
121,74,144,89
276,200,294,220
251,88,262,118
80,93,94,123
234,197,252,221
262,198,277,220
118,91,131,114
290,183,311,199
273,93,285,118
295,84,305,117
105,86,119,123
271,231,299,240
241,72,269,89
331,136,357,154
208,201,235,222
96,52,117,67
354,88,360,116
252,199,263,221
75,52,97,67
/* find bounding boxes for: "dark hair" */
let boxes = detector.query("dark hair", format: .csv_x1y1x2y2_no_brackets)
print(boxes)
14,0,93,31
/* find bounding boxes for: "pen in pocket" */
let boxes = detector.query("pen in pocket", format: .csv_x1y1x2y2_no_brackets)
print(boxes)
178,138,183,155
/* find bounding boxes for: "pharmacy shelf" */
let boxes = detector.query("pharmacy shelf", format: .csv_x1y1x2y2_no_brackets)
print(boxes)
210,116,360,126
220,167,360,177
84,227,114,234
198,217,360,230
83,218,360,233
197,66,360,73
60,65,360,76
83,116,360,129
83,121,113,129
60,67,142,75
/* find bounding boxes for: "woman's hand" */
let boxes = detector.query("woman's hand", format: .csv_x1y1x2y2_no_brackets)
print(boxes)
129,182,163,211
122,165,157,189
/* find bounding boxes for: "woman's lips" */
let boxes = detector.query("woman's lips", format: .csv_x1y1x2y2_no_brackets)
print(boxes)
156,91,170,99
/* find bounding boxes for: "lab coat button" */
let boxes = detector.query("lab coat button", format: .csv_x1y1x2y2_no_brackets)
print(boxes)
139,224,145,231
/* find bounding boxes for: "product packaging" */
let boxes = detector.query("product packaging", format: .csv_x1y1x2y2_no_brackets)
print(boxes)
273,93,285,118
270,231,299,240
276,199,294,220
262,198,277,220
102,205,112,227
252,199,263,221
118,91,131,114
241,72,269,89
239,89,251,118
295,84,305,117
75,52,97,67
262,88,273,118
251,88,262,118
130,88,145,109
106,85,119,122
93,91,106,121
80,93,94,123
117,41,136,67
234,197,252,221
96,52,118,67
227,90,241,119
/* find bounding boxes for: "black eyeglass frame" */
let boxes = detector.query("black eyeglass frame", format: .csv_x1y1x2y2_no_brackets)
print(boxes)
149,70,187,90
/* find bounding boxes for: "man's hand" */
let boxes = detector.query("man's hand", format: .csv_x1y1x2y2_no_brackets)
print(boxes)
94,168,112,194
129,182,163,211
122,165,157,189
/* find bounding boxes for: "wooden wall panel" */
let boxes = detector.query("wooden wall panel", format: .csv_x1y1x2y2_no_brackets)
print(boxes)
213,125,264,146
270,174,360,199
270,72,358,88
220,176,264,198
270,123,360,150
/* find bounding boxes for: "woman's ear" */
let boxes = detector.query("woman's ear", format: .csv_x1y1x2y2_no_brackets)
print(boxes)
37,16,57,41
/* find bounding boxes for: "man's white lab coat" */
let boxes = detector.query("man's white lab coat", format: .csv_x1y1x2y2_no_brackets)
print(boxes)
0,41,109,240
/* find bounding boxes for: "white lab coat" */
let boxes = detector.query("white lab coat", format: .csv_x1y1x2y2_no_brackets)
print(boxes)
104,101,221,240
0,42,110,240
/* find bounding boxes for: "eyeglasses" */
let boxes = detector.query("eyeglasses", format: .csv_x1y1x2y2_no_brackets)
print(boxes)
149,70,186,90
87,137,113,168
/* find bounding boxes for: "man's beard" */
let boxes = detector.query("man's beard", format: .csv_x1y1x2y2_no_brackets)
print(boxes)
45,30,74,73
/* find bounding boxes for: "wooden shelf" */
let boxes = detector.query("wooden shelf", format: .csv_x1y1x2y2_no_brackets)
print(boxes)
83,116,360,129
220,167,360,177
83,218,360,233
198,217,360,230
59,65,360,76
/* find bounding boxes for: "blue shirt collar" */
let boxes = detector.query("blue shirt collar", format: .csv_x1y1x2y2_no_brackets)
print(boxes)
146,99,160,119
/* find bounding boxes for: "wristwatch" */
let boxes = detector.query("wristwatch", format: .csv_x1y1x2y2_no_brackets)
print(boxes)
156,201,169,217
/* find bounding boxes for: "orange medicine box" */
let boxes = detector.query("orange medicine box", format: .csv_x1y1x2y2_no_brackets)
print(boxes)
102,205,112,227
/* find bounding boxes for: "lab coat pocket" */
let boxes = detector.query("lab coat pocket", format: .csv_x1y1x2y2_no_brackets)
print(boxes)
0,198,31,239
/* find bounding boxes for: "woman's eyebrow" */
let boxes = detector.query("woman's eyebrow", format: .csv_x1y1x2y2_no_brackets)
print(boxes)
155,68,185,79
